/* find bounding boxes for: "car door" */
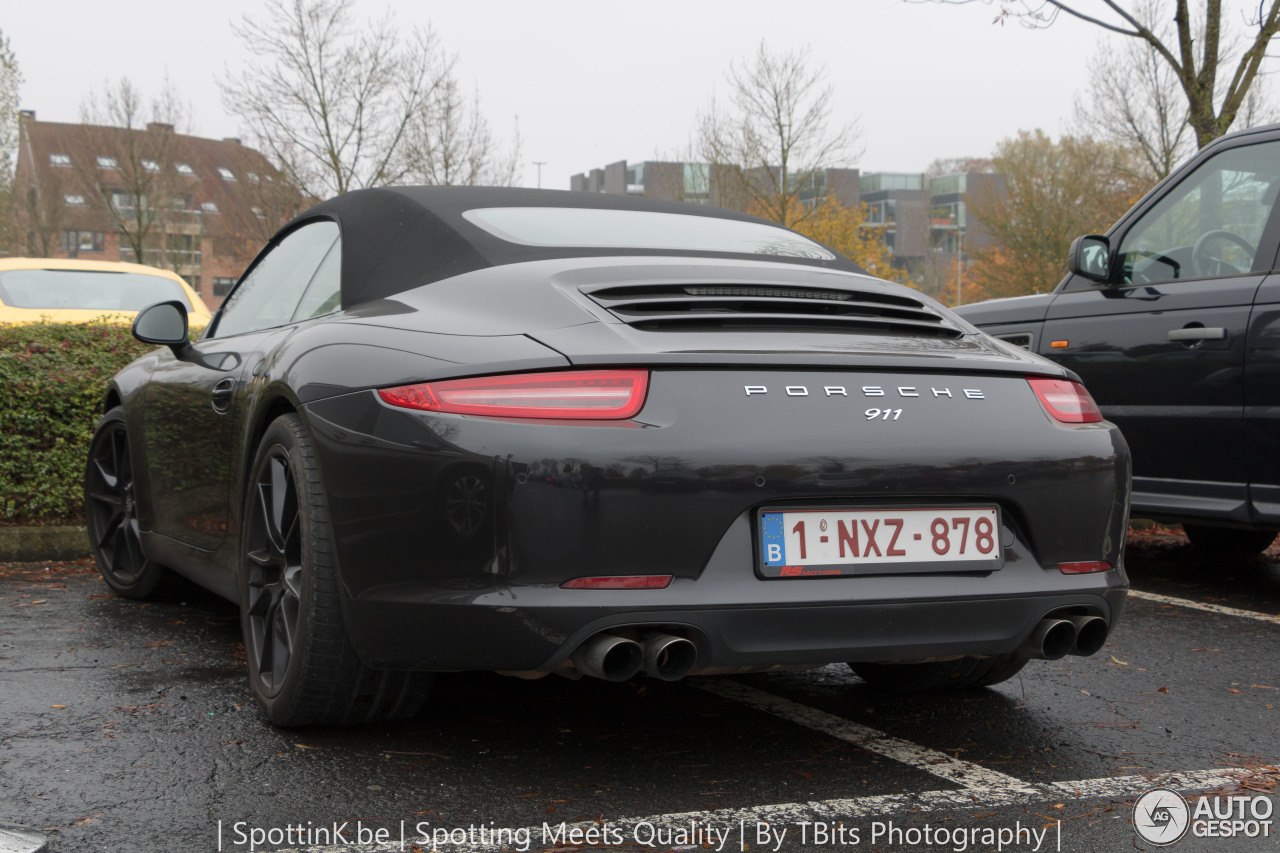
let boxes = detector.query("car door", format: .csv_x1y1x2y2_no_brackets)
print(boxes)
141,219,341,550
1244,270,1280,522
1040,140,1280,523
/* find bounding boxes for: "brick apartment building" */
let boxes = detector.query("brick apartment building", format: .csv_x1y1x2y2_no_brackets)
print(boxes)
12,111,307,308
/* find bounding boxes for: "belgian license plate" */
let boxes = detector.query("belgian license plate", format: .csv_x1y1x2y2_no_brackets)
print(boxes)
759,506,1001,578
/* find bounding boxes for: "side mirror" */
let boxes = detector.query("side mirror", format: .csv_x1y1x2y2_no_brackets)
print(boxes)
132,300,190,355
1067,234,1112,283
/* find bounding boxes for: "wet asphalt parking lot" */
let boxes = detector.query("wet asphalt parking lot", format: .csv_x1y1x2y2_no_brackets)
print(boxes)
1,529,1277,853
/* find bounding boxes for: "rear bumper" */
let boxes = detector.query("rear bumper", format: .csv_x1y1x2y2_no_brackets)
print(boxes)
342,514,1128,671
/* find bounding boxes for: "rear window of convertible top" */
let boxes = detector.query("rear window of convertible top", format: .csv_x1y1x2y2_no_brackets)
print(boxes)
462,206,836,261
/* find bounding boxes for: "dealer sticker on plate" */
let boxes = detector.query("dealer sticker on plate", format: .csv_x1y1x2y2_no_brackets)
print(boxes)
759,506,1001,578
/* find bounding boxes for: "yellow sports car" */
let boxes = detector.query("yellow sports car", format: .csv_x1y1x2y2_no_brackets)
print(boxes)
0,258,213,326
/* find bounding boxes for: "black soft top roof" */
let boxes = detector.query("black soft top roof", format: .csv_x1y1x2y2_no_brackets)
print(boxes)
282,186,866,308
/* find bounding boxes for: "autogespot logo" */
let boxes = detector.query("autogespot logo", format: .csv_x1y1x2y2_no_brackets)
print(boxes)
1134,788,1191,845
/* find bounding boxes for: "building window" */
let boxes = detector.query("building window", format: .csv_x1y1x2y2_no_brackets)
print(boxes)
141,159,160,173
96,156,118,169
176,163,195,175
246,172,259,183
683,163,710,201
165,233,201,265
49,153,71,167
63,194,86,206
201,201,219,214
218,167,236,180
61,230,105,255
212,277,236,297
110,191,144,212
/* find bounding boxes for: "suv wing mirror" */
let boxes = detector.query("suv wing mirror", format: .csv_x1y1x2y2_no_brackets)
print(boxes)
1067,234,1112,283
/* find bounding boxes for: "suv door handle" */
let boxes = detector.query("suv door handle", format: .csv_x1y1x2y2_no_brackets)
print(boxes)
211,378,235,413
1168,327,1226,342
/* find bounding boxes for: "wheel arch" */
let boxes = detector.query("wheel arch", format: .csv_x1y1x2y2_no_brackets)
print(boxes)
102,385,123,414
242,393,302,477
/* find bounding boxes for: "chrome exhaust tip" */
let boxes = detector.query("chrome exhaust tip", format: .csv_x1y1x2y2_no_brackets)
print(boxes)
642,634,697,681
1067,615,1109,657
1017,618,1076,660
572,634,643,682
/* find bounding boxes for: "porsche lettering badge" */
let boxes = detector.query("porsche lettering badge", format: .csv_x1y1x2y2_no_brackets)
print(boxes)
744,385,986,399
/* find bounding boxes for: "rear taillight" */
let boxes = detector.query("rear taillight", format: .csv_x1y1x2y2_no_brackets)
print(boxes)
378,369,649,419
1027,378,1103,423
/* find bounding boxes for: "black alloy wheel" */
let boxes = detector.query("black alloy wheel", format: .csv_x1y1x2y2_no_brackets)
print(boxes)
85,407,166,599
240,414,432,726
244,443,304,697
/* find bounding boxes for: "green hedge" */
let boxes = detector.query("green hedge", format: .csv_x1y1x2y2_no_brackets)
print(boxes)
0,321,155,525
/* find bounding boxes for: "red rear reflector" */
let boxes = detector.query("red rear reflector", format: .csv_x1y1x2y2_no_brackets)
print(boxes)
1027,377,1103,423
1058,561,1112,574
560,575,673,590
378,370,649,419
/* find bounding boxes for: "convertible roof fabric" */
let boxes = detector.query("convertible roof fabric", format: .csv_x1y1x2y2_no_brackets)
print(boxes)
283,186,867,308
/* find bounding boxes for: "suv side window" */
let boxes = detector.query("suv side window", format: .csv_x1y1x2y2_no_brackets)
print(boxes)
214,220,340,338
1117,141,1280,285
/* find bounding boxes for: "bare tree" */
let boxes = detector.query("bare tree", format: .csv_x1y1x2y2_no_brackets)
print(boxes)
221,0,449,197
402,79,521,186
74,76,191,269
0,28,21,254
696,42,860,227
1075,32,1195,183
221,0,518,197
927,1,1280,147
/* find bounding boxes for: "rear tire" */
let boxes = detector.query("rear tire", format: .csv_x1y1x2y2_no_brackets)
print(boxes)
1183,524,1279,557
241,414,432,726
85,407,168,600
849,654,1030,691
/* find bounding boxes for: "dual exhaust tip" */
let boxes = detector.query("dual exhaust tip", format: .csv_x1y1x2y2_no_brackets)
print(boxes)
574,616,1107,680
572,632,697,682
1018,615,1109,660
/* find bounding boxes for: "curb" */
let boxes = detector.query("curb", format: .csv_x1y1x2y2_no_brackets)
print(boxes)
0,526,90,562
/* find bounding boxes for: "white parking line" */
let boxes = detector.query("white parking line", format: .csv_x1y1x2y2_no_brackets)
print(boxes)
265,593,1277,853
1128,589,1280,625
695,679,1036,791
268,768,1248,853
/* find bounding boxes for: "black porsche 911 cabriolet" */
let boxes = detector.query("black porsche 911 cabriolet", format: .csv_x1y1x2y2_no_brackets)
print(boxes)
85,187,1131,726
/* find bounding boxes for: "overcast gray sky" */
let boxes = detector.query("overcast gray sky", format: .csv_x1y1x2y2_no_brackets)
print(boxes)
7,0,1110,191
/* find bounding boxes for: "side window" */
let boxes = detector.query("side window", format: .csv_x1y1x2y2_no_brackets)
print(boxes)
1118,141,1280,285
291,239,342,322
214,220,339,338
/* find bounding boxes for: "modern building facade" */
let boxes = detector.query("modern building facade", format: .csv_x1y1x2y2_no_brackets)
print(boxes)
571,159,1004,282
12,112,306,307
571,159,861,210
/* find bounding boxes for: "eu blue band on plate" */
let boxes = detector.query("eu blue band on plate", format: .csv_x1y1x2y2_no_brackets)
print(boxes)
761,511,785,565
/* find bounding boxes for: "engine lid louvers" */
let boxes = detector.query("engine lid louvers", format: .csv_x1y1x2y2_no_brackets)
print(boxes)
580,282,963,338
